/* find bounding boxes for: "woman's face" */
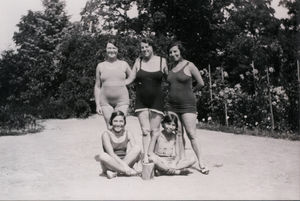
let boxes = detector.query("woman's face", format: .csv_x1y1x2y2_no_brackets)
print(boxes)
163,121,177,135
106,42,118,59
111,115,125,133
169,45,182,62
140,42,153,59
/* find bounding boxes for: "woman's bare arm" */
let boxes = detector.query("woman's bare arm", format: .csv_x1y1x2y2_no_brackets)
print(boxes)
189,63,204,90
94,64,102,114
125,59,138,85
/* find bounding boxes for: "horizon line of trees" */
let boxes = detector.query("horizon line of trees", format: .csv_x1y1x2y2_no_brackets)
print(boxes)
0,0,299,134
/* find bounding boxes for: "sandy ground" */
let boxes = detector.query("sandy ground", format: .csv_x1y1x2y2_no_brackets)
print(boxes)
0,115,299,200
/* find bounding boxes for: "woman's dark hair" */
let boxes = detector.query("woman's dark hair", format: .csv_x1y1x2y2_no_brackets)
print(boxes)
109,110,126,126
162,113,179,131
107,38,119,49
140,37,156,51
168,41,186,58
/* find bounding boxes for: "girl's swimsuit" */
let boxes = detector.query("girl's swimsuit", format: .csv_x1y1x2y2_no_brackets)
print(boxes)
103,130,129,159
167,62,197,114
135,57,164,114
154,132,177,168
99,60,129,107
154,133,175,157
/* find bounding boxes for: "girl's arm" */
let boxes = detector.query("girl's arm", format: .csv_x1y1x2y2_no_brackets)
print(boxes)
94,64,102,114
125,59,138,85
127,130,137,148
175,133,181,162
99,132,104,154
189,63,204,90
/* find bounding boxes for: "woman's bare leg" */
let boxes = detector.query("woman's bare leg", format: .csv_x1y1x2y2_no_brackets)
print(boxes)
136,110,151,163
101,105,114,129
98,152,128,174
115,104,129,116
123,145,141,167
181,113,207,169
149,154,170,172
175,157,196,169
148,111,163,157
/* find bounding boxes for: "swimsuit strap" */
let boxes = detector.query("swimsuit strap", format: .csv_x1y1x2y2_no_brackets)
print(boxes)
138,57,142,72
179,61,189,73
160,56,162,72
172,61,189,73
182,61,189,70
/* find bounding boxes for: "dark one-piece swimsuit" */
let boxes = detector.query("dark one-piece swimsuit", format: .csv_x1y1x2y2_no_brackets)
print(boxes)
135,57,164,114
167,62,197,114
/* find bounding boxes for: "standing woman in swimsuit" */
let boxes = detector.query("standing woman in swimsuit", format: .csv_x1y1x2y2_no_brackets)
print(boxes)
126,38,168,163
94,39,132,128
167,41,209,174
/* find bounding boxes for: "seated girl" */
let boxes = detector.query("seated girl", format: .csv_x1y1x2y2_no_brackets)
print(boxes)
98,110,141,179
148,113,196,175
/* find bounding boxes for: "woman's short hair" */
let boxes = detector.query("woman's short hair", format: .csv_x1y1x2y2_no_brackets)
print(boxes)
109,110,126,125
140,37,156,50
162,112,179,131
107,38,119,49
168,41,186,57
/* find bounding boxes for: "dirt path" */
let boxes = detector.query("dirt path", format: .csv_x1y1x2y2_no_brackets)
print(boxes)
0,115,299,200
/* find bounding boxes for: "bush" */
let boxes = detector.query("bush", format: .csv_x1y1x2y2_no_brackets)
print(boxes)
0,105,39,135
74,99,91,118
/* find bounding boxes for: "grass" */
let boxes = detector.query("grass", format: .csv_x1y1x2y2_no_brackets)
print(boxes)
0,124,44,137
197,122,300,141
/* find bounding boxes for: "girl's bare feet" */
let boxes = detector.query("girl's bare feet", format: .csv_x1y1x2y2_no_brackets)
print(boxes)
106,170,117,179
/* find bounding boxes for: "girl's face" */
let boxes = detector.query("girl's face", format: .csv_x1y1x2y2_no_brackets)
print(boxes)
163,121,177,134
169,45,182,62
106,43,118,59
140,42,153,59
111,115,125,133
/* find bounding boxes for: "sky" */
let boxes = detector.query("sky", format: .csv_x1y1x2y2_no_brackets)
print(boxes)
0,0,289,53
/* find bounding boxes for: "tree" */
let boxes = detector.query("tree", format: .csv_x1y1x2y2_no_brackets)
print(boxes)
80,0,136,34
277,0,299,131
12,0,70,111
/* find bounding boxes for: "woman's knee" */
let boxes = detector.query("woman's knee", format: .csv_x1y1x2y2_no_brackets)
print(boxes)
185,129,197,141
98,152,110,162
141,127,151,137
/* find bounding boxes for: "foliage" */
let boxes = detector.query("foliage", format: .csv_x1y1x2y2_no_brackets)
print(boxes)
0,0,298,135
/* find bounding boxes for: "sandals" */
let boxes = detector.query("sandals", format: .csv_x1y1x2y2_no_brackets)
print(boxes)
199,167,209,175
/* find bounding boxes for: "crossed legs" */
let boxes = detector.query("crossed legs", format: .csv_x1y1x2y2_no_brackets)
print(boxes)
150,154,195,175
99,145,141,176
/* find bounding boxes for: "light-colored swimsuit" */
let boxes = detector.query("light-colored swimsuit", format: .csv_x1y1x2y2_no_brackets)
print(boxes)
154,132,177,168
98,60,129,107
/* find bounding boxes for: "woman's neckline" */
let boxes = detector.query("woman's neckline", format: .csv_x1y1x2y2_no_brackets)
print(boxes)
139,55,162,73
108,129,125,138
171,60,189,73
105,58,119,63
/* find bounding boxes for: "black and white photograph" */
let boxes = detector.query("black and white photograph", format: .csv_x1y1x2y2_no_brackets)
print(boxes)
0,0,299,200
